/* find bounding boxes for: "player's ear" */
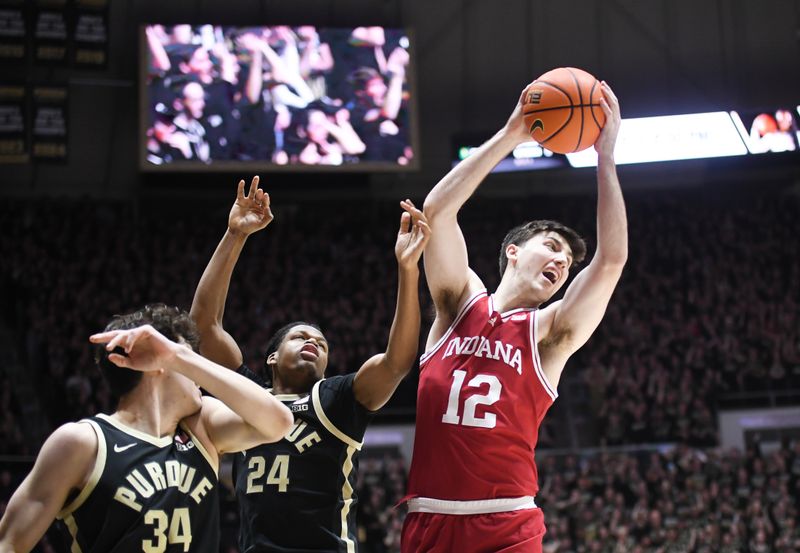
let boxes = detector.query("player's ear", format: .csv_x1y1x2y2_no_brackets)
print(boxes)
505,244,519,266
266,351,278,368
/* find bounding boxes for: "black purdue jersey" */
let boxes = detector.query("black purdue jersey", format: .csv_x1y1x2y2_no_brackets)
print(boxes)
56,414,220,553
233,367,372,553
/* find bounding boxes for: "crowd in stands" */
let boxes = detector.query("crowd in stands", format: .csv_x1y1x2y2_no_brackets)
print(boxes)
4,440,799,552
1,184,799,551
537,441,800,552
1,186,799,448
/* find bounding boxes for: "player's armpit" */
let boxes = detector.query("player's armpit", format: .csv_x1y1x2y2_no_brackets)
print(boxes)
425,270,485,350
0,423,97,553
537,260,624,381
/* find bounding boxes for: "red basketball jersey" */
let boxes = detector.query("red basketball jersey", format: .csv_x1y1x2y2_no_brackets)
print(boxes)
406,289,558,501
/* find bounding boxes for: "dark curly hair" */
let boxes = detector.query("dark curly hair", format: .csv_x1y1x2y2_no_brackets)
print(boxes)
95,304,200,400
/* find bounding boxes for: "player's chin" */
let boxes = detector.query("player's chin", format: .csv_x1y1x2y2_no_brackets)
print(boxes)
291,357,325,378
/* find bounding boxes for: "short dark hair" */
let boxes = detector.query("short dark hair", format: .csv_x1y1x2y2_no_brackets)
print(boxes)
95,304,200,399
262,321,323,386
347,67,381,91
498,220,587,276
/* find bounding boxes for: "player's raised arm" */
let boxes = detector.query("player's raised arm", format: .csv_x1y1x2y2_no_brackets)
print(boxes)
538,82,627,383
90,326,294,456
0,424,97,553
353,202,431,411
190,176,273,369
421,87,532,323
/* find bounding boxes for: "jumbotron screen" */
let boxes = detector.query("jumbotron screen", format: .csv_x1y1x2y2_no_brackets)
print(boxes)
140,25,417,171
454,106,800,172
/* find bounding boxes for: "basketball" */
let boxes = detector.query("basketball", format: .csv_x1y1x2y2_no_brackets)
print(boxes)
522,67,606,154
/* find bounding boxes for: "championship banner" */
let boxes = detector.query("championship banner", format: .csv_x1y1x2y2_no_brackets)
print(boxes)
33,0,68,64
31,85,67,161
73,0,107,67
0,84,29,164
0,0,27,62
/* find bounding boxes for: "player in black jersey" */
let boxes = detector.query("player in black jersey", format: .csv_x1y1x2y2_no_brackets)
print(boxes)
190,176,430,552
0,304,293,553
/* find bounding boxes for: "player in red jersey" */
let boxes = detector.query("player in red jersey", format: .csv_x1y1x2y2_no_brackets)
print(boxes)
401,81,625,552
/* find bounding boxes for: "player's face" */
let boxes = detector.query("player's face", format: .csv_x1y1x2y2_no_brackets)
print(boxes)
365,77,387,104
188,48,213,77
776,110,793,132
512,231,573,302
306,110,330,143
182,83,206,119
272,325,328,390
166,339,203,415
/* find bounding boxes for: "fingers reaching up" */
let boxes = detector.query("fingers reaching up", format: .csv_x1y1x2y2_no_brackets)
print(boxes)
229,175,274,236
395,199,432,269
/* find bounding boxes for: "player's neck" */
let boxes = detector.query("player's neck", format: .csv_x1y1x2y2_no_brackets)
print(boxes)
113,384,184,439
271,381,312,396
493,279,541,313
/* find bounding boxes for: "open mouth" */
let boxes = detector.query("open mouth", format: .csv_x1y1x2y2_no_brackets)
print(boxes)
542,270,558,284
300,344,319,359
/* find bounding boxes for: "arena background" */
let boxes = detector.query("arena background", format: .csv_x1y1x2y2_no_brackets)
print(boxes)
2,1,800,552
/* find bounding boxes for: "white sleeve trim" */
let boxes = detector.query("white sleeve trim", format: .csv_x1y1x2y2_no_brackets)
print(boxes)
57,419,106,519
530,311,558,401
311,380,364,451
179,422,219,477
420,289,488,366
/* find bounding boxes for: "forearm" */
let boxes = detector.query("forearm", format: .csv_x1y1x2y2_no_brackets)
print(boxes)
326,123,366,154
381,73,404,121
245,50,263,104
190,229,248,326
595,155,628,265
172,348,291,440
382,266,422,374
423,128,519,219
146,30,170,72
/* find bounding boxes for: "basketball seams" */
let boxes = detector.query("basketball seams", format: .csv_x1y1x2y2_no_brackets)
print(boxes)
523,67,603,153
522,103,601,115
588,79,602,130
526,79,574,143
565,68,585,152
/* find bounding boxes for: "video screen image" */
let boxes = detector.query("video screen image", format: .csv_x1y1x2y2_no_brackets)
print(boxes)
730,107,800,154
143,25,415,169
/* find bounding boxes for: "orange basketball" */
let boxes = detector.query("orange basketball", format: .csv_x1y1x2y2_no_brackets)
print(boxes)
522,67,606,154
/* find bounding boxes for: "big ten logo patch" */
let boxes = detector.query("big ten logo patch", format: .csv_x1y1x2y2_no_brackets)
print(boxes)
291,396,310,413
174,430,196,452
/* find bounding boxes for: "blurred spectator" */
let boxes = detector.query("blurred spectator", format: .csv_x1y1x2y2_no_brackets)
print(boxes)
143,25,413,165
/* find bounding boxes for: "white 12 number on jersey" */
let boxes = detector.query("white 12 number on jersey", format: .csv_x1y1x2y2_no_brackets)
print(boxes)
441,369,501,428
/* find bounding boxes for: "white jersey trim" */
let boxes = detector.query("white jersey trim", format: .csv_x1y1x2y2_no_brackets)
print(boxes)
420,289,487,366
339,445,358,553
530,311,558,400
311,380,363,451
407,495,537,515
57,419,106,520
96,413,173,448
487,295,537,319
179,422,219,477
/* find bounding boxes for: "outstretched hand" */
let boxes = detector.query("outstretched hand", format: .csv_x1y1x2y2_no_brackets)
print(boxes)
229,176,274,236
594,81,621,160
90,325,181,373
395,199,432,270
